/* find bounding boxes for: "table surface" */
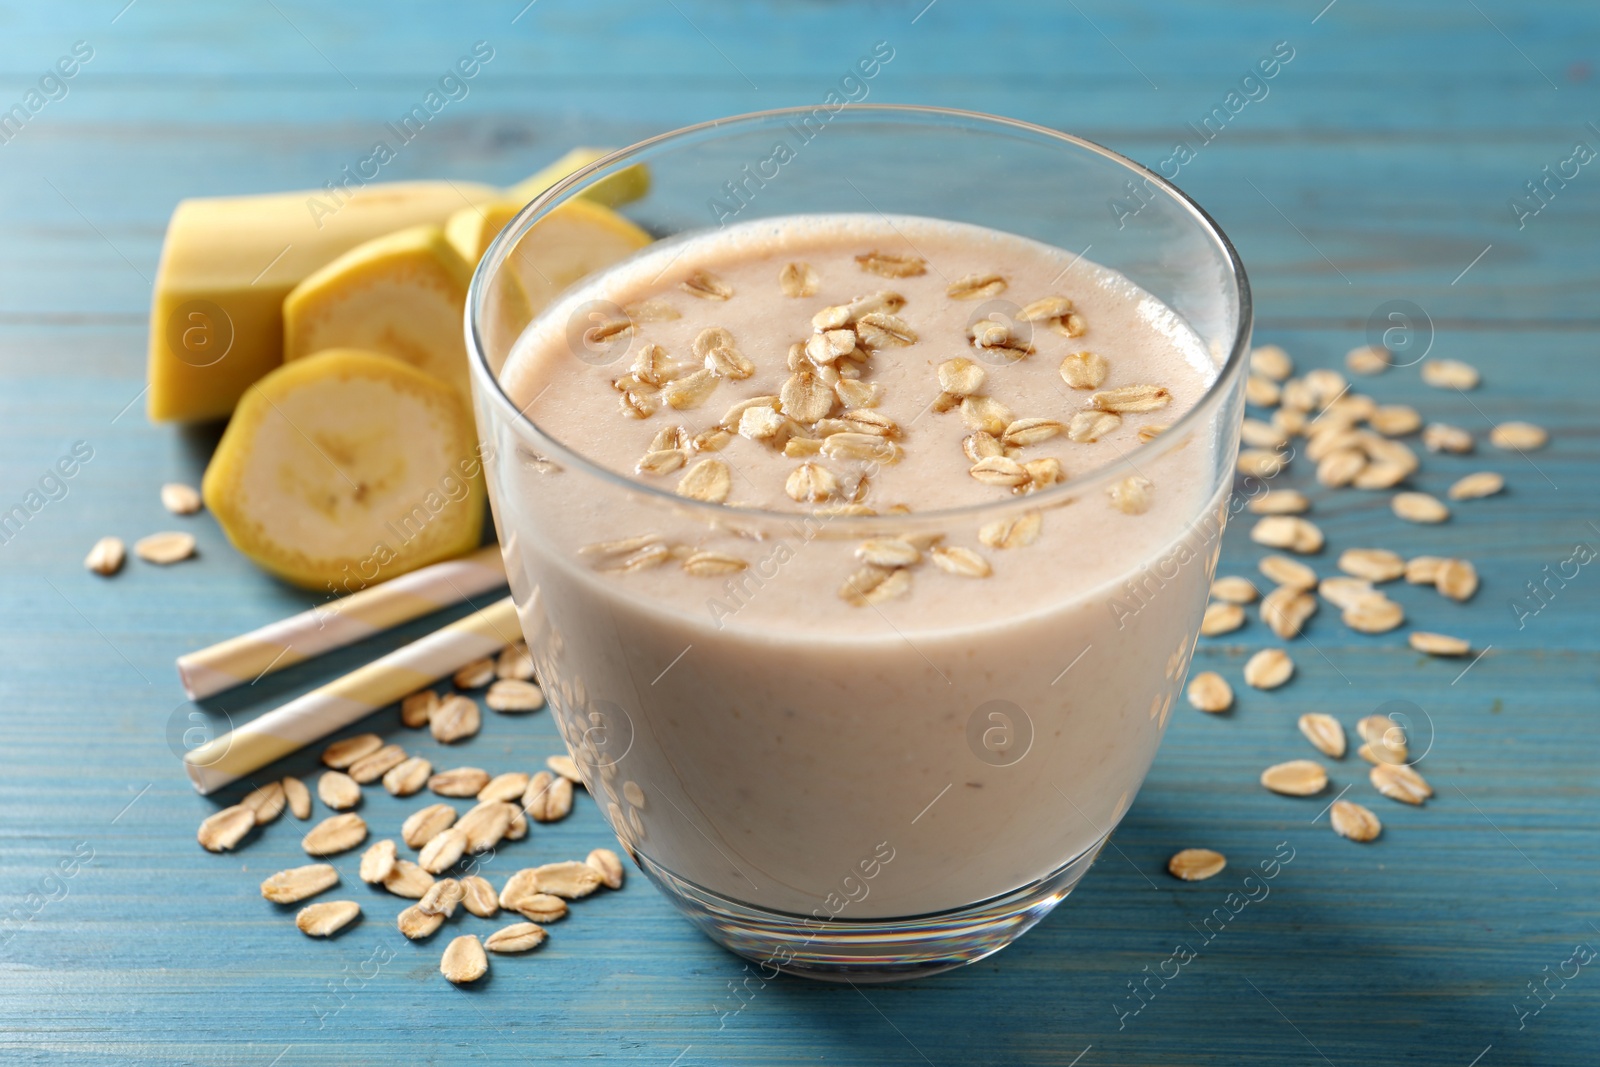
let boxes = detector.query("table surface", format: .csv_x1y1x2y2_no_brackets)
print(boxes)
2,1,1597,1064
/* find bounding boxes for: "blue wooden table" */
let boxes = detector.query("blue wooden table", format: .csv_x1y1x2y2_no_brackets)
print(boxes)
2,1,1597,1063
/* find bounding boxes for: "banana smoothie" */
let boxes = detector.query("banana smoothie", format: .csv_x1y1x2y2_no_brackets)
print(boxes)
490,214,1230,920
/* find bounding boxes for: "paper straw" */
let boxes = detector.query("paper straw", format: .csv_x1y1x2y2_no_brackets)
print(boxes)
176,546,506,700
183,596,521,795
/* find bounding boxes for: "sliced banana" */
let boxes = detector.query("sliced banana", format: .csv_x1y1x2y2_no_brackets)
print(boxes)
284,225,474,398
501,198,653,314
202,348,484,590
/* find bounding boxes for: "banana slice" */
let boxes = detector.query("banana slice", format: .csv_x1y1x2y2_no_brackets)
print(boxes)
202,349,484,591
504,146,651,210
445,201,523,266
284,225,474,398
502,198,653,314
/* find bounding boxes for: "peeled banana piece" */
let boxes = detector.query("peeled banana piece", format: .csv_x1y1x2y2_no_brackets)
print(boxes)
444,201,523,266
202,348,485,591
505,146,651,210
503,197,654,313
283,225,474,399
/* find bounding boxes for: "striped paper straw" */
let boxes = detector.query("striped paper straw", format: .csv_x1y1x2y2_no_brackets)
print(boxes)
176,545,506,700
183,596,521,795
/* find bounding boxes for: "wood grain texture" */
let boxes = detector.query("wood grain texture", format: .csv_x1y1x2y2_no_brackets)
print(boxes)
0,0,1597,1063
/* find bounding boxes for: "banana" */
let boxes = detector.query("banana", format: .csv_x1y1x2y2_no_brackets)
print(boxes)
147,180,498,423
444,201,524,265
202,349,485,591
145,148,648,424
502,197,654,314
505,146,650,210
283,225,474,399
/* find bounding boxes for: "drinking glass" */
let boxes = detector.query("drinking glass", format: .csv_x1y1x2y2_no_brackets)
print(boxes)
467,105,1249,981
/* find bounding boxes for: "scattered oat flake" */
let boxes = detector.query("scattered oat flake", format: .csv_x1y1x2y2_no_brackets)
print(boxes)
1209,576,1258,604
261,863,339,904
486,679,545,713
160,482,202,514
1243,648,1294,689
1423,423,1473,453
1250,516,1324,554
586,848,625,889
1245,376,1281,407
359,839,398,884
1489,421,1548,451
1342,594,1404,634
453,658,495,689
1259,554,1317,590
317,770,361,811
134,531,196,564
1434,558,1478,601
547,755,583,784
315,745,379,782
1371,762,1432,805
418,828,468,874
1447,471,1504,501
1260,759,1327,796
1298,713,1346,758
84,536,125,575
1248,490,1309,515
497,642,534,681
302,813,368,856
1186,671,1233,713
431,695,481,744
460,875,499,918
1250,345,1293,381
1330,800,1382,842
347,743,405,785
401,690,440,728
397,903,446,940
1345,345,1390,376
282,776,311,820
241,781,286,825
1410,631,1471,656
428,767,488,800
1237,450,1286,479
1420,358,1479,390
1261,586,1317,639
1200,601,1245,636
486,922,548,954
1392,492,1449,524
441,934,489,984
1338,548,1405,583
296,900,360,937
1167,848,1227,881
1405,555,1445,584
400,806,458,855
197,806,255,852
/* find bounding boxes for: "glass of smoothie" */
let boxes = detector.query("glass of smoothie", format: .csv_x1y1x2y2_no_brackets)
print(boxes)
467,106,1250,981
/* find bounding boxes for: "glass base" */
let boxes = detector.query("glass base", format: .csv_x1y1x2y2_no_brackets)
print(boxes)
632,837,1107,983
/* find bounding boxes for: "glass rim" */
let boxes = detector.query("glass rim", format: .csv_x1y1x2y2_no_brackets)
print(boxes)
466,103,1252,527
